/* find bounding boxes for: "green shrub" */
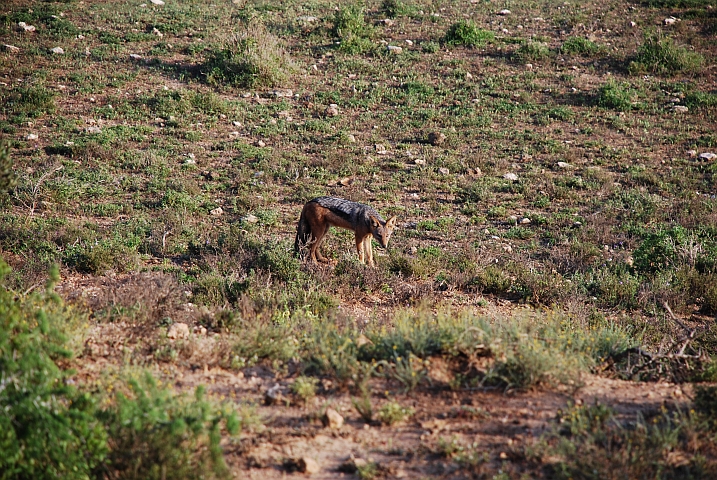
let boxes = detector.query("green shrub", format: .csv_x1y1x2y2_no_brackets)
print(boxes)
376,401,414,425
381,0,417,17
630,33,704,75
633,226,687,274
0,261,108,479
63,239,140,274
596,79,638,111
99,372,243,480
291,376,319,403
514,41,551,62
445,21,494,47
561,36,601,55
2,85,56,119
333,3,375,54
257,240,302,283
205,21,296,88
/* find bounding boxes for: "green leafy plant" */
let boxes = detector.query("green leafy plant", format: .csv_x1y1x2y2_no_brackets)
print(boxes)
560,36,601,56
445,21,494,47
376,400,414,425
205,21,296,87
630,33,704,75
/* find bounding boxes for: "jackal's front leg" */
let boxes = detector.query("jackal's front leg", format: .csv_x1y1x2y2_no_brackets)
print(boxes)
363,236,374,267
355,235,366,264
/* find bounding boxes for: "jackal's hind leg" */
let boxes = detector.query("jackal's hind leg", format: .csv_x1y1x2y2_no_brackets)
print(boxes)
311,225,331,263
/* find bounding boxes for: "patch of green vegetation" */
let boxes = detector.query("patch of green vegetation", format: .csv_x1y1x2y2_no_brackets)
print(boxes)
333,3,376,54
560,36,601,55
629,33,704,75
445,21,494,47
596,79,640,111
514,41,552,63
205,21,296,87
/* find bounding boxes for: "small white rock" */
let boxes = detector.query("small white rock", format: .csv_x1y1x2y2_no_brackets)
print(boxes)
325,104,339,117
129,53,143,60
405,39,413,46
687,149,698,158
387,45,403,54
85,126,102,134
503,172,519,181
414,158,426,166
438,167,450,175
152,27,163,37
167,322,190,340
664,16,677,25
4,44,20,53
150,0,165,5
243,214,259,223
498,9,511,15
520,217,531,225
629,21,637,27
26,134,38,141
375,144,387,155
672,105,688,113
557,161,573,169
698,152,717,161
210,207,224,216
232,121,242,127
50,47,64,55
18,22,36,32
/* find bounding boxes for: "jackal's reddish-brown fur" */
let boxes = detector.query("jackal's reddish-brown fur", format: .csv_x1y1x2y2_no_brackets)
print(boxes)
295,197,397,267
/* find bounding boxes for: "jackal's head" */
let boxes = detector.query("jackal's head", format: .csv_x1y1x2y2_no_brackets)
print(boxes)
370,216,397,249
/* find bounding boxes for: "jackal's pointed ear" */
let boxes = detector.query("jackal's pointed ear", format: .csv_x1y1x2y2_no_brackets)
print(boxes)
386,216,397,229
370,216,380,228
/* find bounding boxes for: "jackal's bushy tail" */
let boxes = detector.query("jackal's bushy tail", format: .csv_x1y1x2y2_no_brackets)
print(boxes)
294,210,311,256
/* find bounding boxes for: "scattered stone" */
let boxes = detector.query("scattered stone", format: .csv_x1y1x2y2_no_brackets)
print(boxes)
519,217,531,225
380,18,395,26
346,134,356,143
232,121,242,127
498,9,511,15
183,156,196,165
296,457,320,475
427,131,446,146
129,53,143,60
410,246,418,255
629,21,637,27
414,158,426,166
25,134,38,141
338,177,353,186
405,39,413,46
672,105,688,113
167,322,190,340
85,126,102,134
557,161,573,169
375,144,387,155
625,256,634,267
18,22,36,32
387,45,403,54
50,47,65,55
509,215,518,224
267,88,293,98
572,221,583,228
256,140,266,147
323,407,344,429
472,167,482,176
152,27,163,37
264,384,287,405
698,152,717,161
325,104,339,117
503,172,519,181
525,63,533,69
4,44,20,53
296,15,319,22
438,167,450,175
664,16,678,25
210,207,223,216
150,0,165,5
243,214,259,224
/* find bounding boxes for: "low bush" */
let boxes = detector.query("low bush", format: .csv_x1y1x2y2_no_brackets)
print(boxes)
629,33,704,75
445,21,494,47
205,21,296,88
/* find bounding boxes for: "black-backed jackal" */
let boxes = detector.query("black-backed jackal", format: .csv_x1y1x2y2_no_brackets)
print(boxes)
295,197,397,266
